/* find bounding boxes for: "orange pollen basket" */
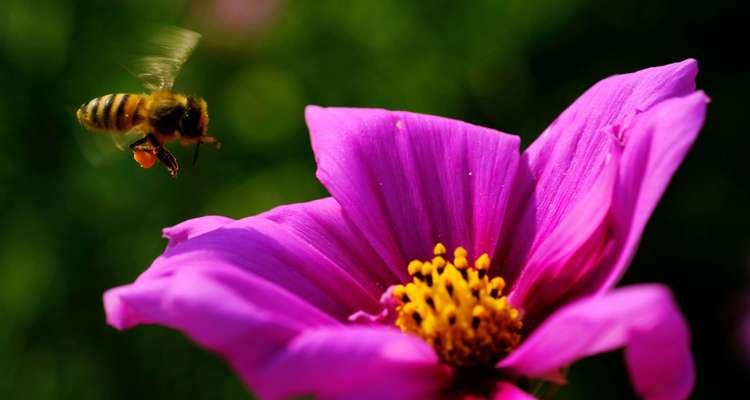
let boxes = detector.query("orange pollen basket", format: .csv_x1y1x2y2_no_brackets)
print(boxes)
133,150,157,169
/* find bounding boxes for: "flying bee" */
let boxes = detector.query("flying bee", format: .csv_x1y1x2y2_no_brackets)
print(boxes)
76,27,219,178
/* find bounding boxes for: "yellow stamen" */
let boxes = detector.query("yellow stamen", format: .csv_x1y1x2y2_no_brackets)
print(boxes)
393,244,523,368
434,243,447,256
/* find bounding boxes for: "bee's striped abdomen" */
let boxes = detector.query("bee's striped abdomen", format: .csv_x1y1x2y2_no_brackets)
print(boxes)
77,93,145,133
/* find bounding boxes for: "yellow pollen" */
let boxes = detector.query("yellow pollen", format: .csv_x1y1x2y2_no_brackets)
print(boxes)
393,244,523,368
434,243,447,255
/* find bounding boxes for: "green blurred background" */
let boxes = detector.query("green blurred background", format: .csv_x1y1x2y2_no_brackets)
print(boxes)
0,0,747,398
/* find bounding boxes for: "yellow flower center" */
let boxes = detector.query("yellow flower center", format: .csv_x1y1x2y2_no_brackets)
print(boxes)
393,243,523,368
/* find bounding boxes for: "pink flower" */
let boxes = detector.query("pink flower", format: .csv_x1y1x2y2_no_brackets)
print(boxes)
191,0,283,37
104,60,707,399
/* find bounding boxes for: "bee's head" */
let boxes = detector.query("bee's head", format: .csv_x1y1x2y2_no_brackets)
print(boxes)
179,96,209,138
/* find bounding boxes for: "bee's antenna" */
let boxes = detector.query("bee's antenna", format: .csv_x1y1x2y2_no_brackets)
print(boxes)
192,142,202,165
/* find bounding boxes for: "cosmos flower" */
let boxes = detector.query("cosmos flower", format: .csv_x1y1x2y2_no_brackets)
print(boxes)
104,59,707,399
191,0,283,38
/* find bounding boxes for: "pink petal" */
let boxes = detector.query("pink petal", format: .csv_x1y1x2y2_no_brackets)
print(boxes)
162,215,234,249
509,141,620,316
104,198,407,392
104,265,336,361
261,197,399,299
500,60,699,284
492,382,536,400
593,91,709,293
248,326,449,399
500,285,694,400
133,198,389,319
306,106,520,276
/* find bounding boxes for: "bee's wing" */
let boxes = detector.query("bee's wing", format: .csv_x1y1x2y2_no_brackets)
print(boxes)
122,27,202,91
110,125,149,151
73,123,147,167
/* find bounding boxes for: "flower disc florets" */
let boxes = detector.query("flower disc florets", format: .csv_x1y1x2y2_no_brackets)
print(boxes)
393,244,523,368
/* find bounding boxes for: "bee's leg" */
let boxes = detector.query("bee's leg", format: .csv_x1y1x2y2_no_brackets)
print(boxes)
128,135,154,152
200,135,222,149
155,146,179,178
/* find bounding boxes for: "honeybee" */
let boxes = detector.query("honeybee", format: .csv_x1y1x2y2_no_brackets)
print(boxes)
76,27,219,178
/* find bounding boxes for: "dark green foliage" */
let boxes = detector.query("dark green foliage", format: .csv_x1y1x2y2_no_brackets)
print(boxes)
0,0,746,398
